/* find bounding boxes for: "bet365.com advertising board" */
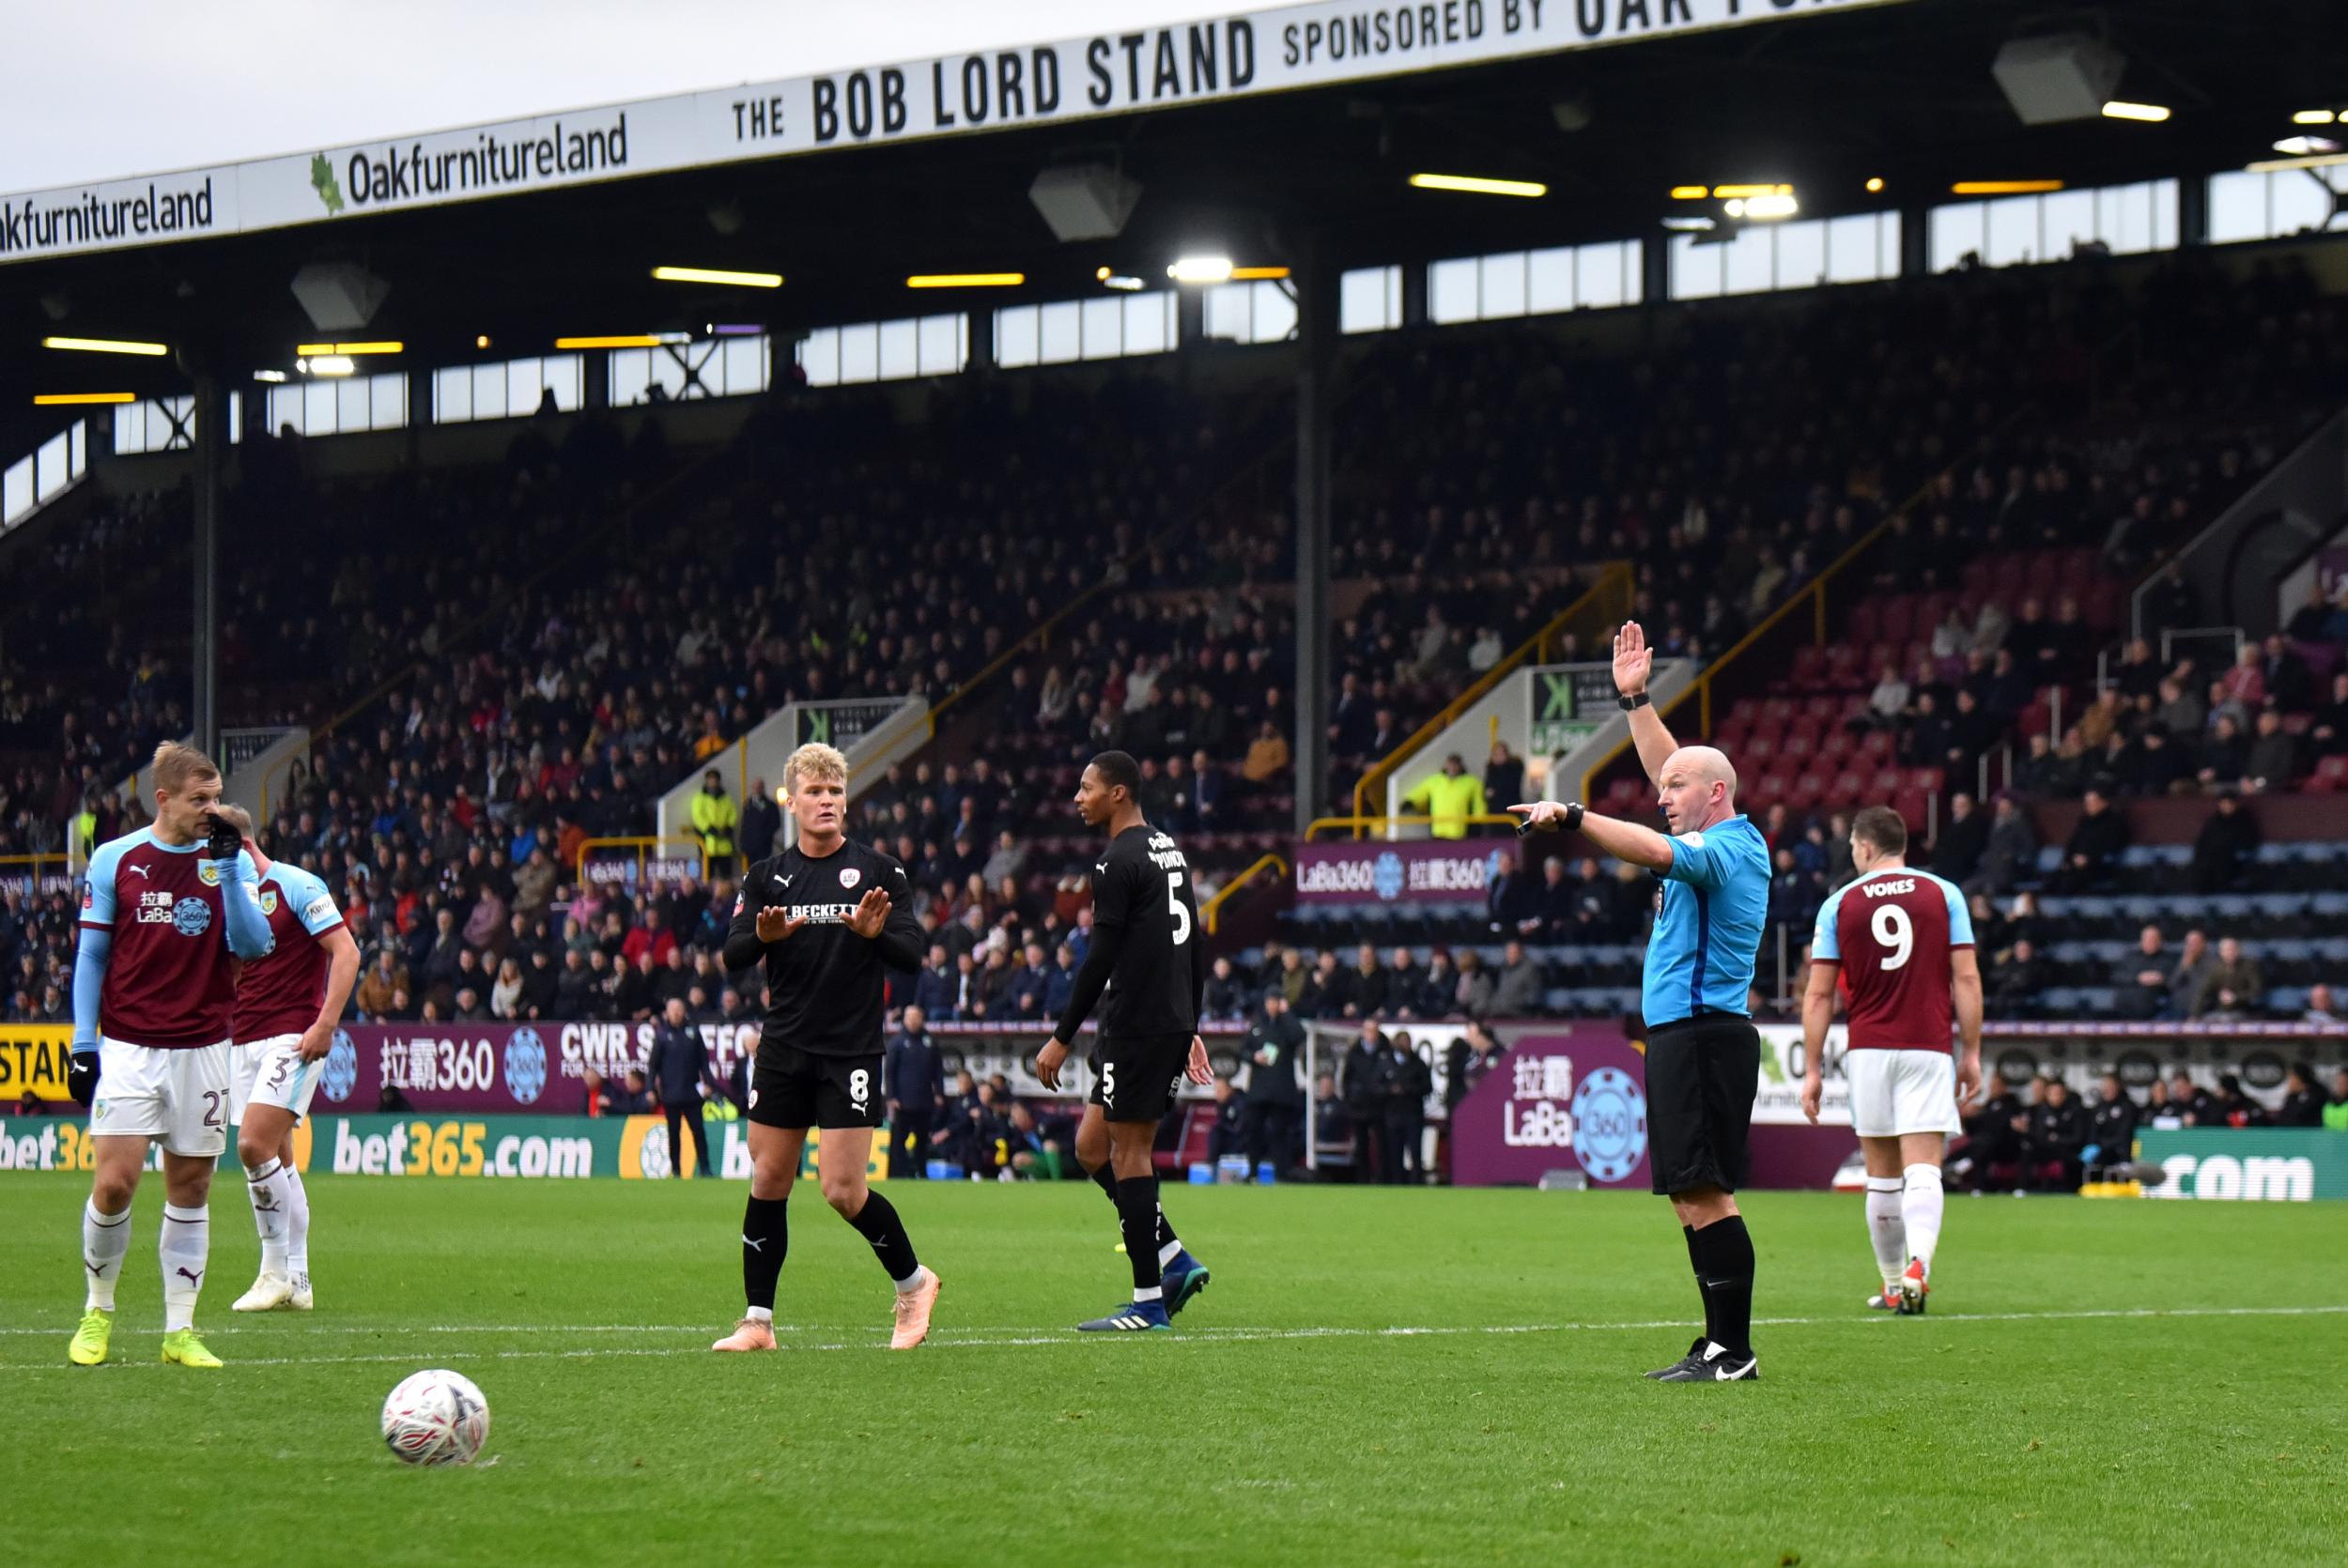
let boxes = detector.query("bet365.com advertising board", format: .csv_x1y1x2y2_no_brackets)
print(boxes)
0,1112,889,1182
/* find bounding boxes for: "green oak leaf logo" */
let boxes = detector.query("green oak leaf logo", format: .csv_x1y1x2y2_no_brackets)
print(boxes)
311,154,345,215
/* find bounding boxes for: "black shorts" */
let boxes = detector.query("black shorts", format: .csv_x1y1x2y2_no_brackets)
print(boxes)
1088,1033,1190,1124
1644,1015,1761,1196
748,1043,884,1130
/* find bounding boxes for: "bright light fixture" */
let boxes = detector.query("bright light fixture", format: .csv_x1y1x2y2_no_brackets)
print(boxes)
650,266,782,288
1167,256,1235,284
295,340,402,357
308,356,356,377
1101,274,1144,292
253,369,289,383
33,392,135,405
1951,179,2065,195
1230,266,1290,281
2273,135,2341,157
553,334,682,349
1710,183,1793,200
1740,192,1800,220
42,335,167,357
2101,100,2171,123
475,334,491,348
1408,172,1547,198
905,273,1025,288
1661,216,1716,233
1865,177,1886,193
1670,185,1709,200
2293,109,2338,125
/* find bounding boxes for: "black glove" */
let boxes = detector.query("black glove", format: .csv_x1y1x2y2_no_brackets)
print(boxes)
205,811,244,862
68,1050,100,1107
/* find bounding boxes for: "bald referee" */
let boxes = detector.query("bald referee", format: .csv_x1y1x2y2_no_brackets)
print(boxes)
1512,622,1771,1382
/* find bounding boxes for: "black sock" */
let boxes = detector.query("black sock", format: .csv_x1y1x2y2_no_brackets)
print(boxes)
742,1195,787,1312
1691,1216,1755,1355
1114,1176,1164,1299
1092,1161,1181,1256
1683,1224,1714,1339
845,1190,921,1286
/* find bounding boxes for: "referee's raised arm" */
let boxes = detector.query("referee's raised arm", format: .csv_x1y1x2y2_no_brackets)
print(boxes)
1509,620,1773,1384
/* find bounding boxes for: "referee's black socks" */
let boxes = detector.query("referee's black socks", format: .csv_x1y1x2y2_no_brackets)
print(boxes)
1690,1215,1755,1355
1115,1176,1165,1300
742,1194,788,1314
845,1190,923,1289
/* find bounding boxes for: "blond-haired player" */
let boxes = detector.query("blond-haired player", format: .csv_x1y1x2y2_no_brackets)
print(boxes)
711,744,942,1351
67,743,273,1368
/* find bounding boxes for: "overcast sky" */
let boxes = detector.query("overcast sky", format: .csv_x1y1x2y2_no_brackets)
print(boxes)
1,1,1227,192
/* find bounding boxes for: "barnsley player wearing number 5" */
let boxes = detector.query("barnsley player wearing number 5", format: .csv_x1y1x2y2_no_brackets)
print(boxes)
1799,807,1983,1316
66,744,274,1369
711,745,942,1353
1035,752,1214,1334
210,806,361,1314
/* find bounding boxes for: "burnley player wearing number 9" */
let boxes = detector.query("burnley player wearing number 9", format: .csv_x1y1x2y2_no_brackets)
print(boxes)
1034,751,1214,1334
209,806,361,1315
66,743,273,1369
1798,806,1983,1316
711,744,942,1353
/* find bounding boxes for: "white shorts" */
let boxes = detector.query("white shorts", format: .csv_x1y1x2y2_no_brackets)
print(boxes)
1846,1048,1961,1138
229,1034,323,1127
90,1037,232,1158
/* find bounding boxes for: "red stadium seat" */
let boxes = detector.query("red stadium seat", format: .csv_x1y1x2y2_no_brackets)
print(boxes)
1908,766,1946,794
1817,729,1856,762
1870,768,1905,799
1790,646,1830,687
1779,730,1816,763
1745,733,1780,764
1823,645,1863,690
1801,694,1843,721
1831,769,1869,805
1892,788,1930,834
1847,602,1881,646
1787,772,1827,811
1857,729,1894,761
2308,756,2348,792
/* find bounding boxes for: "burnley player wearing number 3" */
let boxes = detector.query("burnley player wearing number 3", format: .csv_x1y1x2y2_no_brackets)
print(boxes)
1799,807,1984,1315
711,744,941,1353
209,806,361,1314
1034,752,1214,1334
66,744,273,1369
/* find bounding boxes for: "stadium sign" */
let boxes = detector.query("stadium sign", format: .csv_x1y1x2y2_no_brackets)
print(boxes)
1528,666,1618,758
304,1022,764,1113
0,1023,73,1106
2139,1129,2348,1203
1295,838,1506,903
1451,1027,1653,1187
0,0,1898,265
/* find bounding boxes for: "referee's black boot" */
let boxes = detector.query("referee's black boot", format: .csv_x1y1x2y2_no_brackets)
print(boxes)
1646,1339,1759,1382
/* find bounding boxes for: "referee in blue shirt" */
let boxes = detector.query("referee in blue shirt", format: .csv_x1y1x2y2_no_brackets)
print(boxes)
1512,622,1771,1382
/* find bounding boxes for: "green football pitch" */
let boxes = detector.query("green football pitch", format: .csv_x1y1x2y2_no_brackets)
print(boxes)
3,1176,2341,1567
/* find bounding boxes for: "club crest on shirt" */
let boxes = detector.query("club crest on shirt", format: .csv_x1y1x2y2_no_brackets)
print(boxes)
197,862,222,887
838,868,861,891
259,889,280,916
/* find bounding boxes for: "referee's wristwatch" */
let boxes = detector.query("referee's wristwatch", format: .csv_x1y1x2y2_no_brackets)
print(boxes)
1516,801,1584,838
1618,692,1650,711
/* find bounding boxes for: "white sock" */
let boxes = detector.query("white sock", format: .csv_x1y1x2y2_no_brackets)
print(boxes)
745,1305,774,1323
245,1158,293,1274
1864,1176,1908,1286
160,1203,209,1331
1902,1163,1945,1275
83,1200,132,1312
284,1164,312,1277
1133,1284,1164,1302
893,1266,928,1294
1157,1237,1182,1269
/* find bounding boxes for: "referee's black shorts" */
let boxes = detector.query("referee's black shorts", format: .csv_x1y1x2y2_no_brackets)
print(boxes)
1643,1014,1761,1196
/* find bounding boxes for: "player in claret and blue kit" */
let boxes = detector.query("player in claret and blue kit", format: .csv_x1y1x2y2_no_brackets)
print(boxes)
1800,806,1984,1315
66,744,274,1368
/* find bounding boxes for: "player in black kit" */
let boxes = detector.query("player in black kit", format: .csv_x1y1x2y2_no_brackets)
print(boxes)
711,744,943,1353
1035,751,1214,1332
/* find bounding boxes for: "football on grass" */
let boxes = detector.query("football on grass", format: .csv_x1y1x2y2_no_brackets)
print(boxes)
381,1369,491,1466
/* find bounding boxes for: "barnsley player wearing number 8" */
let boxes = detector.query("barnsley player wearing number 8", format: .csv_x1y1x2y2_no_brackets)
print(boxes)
710,743,942,1352
1035,751,1215,1334
1798,805,1984,1316
209,805,362,1314
1512,622,1772,1383
66,743,274,1368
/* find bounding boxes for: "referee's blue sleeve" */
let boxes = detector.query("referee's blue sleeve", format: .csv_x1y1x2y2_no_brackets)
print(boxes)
1659,829,1727,889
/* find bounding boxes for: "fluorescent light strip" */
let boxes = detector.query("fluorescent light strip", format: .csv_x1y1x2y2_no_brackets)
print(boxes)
1951,180,2065,195
1408,172,1547,198
34,392,136,405
1167,257,1234,284
2292,110,2338,126
42,336,167,357
1710,183,1792,199
905,273,1025,288
1669,185,1709,200
554,334,667,349
2101,100,2171,123
295,341,403,357
651,266,782,288
1229,266,1290,281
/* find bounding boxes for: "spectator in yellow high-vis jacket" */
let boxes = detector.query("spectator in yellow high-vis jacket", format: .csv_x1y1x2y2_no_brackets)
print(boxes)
689,770,738,869
1403,754,1487,840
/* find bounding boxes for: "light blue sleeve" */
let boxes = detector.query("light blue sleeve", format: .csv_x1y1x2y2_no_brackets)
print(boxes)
1812,884,1847,962
71,927,110,1052
220,851,274,960
1939,875,1975,946
80,838,126,928
283,865,345,937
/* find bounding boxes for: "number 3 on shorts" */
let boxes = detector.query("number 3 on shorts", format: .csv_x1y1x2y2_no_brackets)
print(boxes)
1167,870,1190,945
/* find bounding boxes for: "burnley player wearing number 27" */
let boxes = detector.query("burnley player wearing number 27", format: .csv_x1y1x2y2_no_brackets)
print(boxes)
1034,751,1214,1334
711,743,942,1353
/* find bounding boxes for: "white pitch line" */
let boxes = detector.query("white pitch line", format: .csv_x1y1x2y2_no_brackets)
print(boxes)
2,1303,2342,1372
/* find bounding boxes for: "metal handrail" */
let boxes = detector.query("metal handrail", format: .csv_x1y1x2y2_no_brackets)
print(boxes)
1200,852,1289,936
1348,562,1633,834
1302,812,1525,842
574,836,710,883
